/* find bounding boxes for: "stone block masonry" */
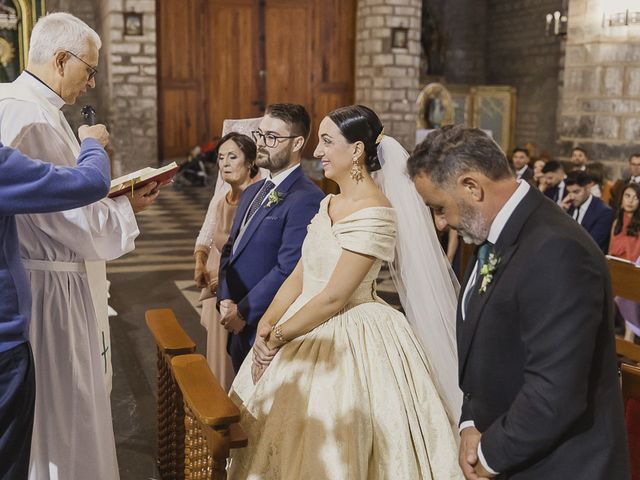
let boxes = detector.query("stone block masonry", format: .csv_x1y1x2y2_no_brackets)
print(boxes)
355,0,423,150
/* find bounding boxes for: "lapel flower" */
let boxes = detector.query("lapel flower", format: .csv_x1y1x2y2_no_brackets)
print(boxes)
478,252,500,294
265,189,284,208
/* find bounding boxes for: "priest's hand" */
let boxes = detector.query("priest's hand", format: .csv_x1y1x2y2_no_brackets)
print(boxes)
194,251,209,288
79,124,110,147
128,181,160,213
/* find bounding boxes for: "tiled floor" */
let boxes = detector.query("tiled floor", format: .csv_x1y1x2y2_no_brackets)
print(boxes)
108,184,400,479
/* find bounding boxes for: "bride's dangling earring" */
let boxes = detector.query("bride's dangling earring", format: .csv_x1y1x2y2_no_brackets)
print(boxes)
350,158,364,183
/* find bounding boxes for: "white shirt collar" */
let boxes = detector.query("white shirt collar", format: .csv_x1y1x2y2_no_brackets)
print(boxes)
269,163,300,188
487,180,531,244
19,71,65,110
576,194,593,223
515,165,528,177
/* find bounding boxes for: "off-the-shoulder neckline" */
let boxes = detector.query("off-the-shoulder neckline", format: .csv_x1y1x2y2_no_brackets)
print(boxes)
325,194,395,227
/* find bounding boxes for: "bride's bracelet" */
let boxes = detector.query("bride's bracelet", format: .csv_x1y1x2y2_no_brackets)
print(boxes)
271,324,287,345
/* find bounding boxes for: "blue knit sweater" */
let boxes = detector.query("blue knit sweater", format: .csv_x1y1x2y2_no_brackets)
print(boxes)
0,138,110,352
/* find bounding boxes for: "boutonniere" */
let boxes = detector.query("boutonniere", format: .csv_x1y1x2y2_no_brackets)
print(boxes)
478,252,500,294
265,190,285,208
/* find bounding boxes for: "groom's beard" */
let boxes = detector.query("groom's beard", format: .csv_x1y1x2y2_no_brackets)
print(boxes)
256,145,292,172
457,199,490,245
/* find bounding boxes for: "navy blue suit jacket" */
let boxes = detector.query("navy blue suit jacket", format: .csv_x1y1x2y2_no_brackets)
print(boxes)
570,196,613,253
218,166,323,369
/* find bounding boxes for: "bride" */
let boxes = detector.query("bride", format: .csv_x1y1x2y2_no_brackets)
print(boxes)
228,105,463,479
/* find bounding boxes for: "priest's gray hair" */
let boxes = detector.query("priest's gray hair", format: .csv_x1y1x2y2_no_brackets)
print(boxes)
28,12,101,65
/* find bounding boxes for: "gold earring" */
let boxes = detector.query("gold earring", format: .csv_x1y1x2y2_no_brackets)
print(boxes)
350,158,364,183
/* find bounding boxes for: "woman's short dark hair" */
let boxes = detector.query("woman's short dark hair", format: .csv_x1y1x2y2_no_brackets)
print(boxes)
217,132,259,178
328,104,383,172
614,183,640,237
265,103,311,142
407,124,512,185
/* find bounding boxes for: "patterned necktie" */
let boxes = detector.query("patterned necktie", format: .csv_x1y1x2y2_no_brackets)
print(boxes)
464,241,493,315
245,180,275,224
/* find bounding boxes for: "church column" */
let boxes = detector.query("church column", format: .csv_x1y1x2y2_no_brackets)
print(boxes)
355,0,423,149
101,0,159,175
558,0,640,174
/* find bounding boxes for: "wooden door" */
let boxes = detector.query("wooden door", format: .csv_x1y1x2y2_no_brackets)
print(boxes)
157,0,356,163
157,0,205,160
204,0,263,139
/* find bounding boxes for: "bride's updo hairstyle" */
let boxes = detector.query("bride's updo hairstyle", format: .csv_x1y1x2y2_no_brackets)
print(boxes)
328,105,384,173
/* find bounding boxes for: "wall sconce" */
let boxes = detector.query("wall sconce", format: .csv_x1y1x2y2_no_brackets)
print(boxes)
603,10,640,27
545,10,568,36
390,27,409,49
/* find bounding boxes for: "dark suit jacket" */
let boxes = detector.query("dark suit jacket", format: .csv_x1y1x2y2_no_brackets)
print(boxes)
458,188,630,479
517,166,533,182
543,181,568,204
218,166,323,370
569,196,614,253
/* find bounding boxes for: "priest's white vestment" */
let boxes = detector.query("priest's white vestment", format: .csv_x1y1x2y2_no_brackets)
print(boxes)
0,72,139,480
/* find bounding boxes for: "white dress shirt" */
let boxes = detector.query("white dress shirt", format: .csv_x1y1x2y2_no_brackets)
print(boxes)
573,194,593,225
555,180,566,206
459,180,531,476
515,165,528,180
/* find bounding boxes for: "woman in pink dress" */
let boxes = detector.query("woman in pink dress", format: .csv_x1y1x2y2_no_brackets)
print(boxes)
194,132,259,389
609,182,640,340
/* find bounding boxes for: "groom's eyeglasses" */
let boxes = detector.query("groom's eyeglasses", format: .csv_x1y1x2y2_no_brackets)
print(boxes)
252,130,298,148
65,50,98,81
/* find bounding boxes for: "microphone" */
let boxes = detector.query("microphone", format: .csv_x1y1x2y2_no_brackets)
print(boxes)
81,105,96,126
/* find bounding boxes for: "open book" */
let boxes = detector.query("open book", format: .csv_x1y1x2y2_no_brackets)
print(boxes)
108,162,179,198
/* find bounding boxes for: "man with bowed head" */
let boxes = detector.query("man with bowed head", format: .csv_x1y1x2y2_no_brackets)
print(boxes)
0,12,160,479
408,125,629,479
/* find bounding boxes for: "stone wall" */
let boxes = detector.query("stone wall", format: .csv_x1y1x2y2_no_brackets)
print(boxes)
46,0,158,175
423,0,487,85
355,0,423,150
486,0,564,156
558,0,640,175
102,0,158,175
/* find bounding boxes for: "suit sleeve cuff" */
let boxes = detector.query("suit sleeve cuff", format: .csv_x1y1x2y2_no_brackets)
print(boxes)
478,442,500,476
459,420,475,434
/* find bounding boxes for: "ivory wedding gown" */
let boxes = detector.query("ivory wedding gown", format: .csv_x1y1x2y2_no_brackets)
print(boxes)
228,196,462,479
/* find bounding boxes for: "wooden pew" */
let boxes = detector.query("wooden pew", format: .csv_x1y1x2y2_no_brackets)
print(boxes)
146,308,196,479
608,257,640,362
620,364,640,478
172,354,248,479
146,308,247,479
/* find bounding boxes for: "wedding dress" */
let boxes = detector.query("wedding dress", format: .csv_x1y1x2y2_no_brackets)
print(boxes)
228,195,462,479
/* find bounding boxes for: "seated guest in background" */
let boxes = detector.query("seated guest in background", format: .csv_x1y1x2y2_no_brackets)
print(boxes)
194,133,260,391
609,183,640,341
611,153,640,208
510,147,533,182
562,171,613,253
542,160,567,205
0,125,110,480
570,146,589,171
532,157,547,190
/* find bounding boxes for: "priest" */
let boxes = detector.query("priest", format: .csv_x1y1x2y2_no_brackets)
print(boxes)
0,12,159,480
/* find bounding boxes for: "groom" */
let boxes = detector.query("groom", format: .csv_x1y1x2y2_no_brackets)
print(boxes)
218,103,323,371
408,125,630,479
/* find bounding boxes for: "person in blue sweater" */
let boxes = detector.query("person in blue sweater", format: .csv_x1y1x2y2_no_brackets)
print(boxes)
0,123,110,480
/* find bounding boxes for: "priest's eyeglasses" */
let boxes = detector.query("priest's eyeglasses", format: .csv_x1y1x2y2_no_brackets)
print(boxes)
251,130,298,148
65,50,98,81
